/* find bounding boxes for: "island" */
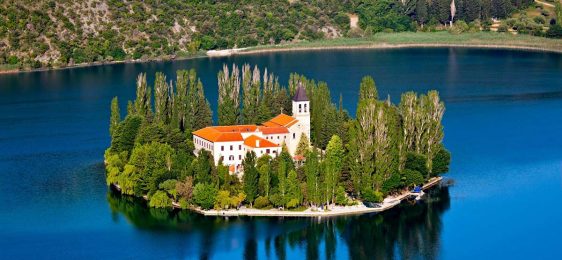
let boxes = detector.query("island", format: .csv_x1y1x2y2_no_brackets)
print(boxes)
104,64,451,217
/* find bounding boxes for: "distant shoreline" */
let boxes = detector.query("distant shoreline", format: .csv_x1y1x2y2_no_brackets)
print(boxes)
112,177,443,218
2,32,561,75
238,42,562,55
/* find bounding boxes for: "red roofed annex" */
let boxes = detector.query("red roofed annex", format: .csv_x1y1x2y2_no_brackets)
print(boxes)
192,84,310,174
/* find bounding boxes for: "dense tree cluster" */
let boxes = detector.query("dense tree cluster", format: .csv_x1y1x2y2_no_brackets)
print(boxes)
105,65,450,210
0,0,544,70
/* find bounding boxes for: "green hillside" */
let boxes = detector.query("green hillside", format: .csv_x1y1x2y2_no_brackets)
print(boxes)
0,0,557,70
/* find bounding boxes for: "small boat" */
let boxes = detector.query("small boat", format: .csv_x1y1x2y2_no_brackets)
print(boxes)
412,186,422,193
415,191,425,201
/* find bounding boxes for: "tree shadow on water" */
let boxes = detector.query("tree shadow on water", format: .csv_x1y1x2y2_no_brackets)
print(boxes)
107,186,450,260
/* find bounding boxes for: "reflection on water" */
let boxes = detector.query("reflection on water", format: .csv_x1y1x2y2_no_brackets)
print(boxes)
107,186,450,259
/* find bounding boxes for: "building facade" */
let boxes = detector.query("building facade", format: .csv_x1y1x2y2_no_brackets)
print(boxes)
192,84,310,173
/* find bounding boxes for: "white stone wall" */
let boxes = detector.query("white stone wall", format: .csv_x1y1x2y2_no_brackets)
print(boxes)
213,141,245,166
193,136,214,155
289,100,310,156
247,146,282,158
263,133,289,145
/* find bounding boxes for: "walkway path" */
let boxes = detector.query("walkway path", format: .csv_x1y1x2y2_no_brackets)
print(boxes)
187,177,443,218
535,0,555,8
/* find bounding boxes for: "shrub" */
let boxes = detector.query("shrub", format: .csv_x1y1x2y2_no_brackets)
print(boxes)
335,186,348,205
111,115,142,153
178,198,189,209
363,189,384,203
159,179,177,198
176,176,194,202
193,183,217,210
401,169,424,187
506,18,517,28
546,24,562,38
497,24,509,32
215,190,231,210
286,198,300,209
405,152,428,177
382,172,401,194
7,56,19,65
254,196,271,209
534,16,546,25
432,145,451,176
149,190,172,208
230,192,246,209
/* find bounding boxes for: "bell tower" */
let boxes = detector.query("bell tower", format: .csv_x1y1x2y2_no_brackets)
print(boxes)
292,83,310,141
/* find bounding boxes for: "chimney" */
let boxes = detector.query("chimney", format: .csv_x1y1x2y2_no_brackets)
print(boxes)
256,140,260,148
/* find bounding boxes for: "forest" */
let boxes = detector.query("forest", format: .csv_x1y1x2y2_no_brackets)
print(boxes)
104,64,451,210
1,0,557,70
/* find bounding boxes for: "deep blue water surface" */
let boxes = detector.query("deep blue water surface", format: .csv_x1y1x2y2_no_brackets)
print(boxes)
1,48,562,259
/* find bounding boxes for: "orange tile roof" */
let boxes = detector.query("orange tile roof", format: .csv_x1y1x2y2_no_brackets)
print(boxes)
263,113,298,128
212,125,258,133
258,126,289,135
244,135,279,148
193,127,244,142
293,154,306,161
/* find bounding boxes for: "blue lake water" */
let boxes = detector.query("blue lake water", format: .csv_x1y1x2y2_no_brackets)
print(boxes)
1,48,562,259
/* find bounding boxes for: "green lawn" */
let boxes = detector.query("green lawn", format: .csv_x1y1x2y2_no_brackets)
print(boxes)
0,64,19,72
244,32,562,53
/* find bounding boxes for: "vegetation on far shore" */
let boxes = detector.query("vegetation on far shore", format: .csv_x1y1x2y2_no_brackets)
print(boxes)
1,0,561,71
104,64,451,210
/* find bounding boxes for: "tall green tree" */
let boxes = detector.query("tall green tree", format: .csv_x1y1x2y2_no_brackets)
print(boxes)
287,170,302,205
305,150,321,206
174,69,212,132
345,122,363,197
218,64,241,125
359,76,379,102
420,91,445,175
154,72,172,124
324,135,344,205
242,64,261,124
128,142,175,195
415,0,429,26
110,97,120,138
399,92,418,170
133,73,151,118
257,155,272,197
243,151,259,206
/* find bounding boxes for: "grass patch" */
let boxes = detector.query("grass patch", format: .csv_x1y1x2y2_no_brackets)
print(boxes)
288,206,308,212
243,32,562,53
0,64,19,72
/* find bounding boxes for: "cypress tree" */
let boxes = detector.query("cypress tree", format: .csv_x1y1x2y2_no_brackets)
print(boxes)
134,73,152,118
359,76,378,102
305,150,321,206
218,64,241,125
324,135,344,205
110,97,120,138
243,151,259,206
154,72,171,124
242,64,261,124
